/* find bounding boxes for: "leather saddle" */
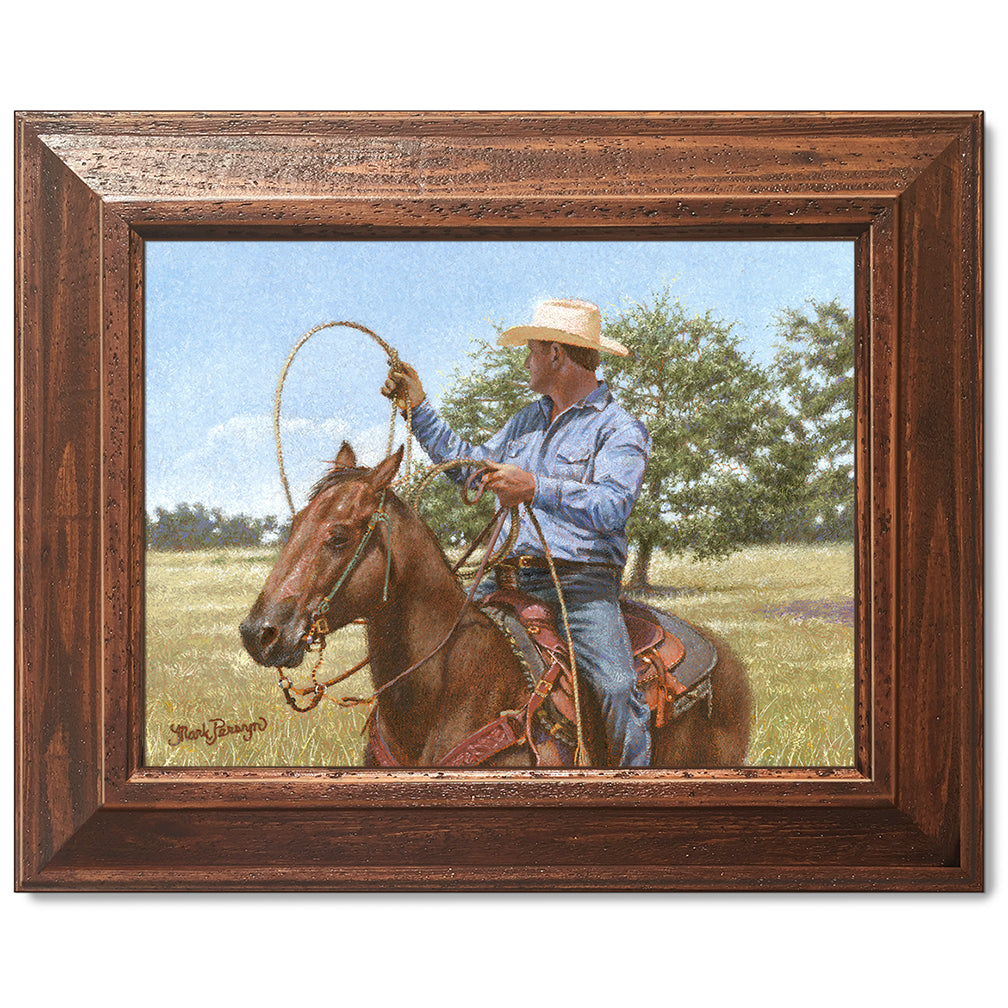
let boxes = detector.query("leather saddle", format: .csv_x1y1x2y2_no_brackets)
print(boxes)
480,588,717,747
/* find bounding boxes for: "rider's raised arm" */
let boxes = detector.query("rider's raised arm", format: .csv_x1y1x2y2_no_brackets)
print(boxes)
409,398,524,486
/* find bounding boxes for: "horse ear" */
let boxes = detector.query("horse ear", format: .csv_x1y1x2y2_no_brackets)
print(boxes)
368,444,404,492
333,441,357,470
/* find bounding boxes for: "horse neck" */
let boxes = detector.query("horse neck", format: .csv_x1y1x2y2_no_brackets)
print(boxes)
364,500,469,687
365,499,523,760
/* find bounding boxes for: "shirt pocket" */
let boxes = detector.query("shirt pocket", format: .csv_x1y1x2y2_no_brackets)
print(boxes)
503,433,537,465
553,435,594,482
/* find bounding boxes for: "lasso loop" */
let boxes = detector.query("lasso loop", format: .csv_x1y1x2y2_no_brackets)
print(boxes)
273,321,413,515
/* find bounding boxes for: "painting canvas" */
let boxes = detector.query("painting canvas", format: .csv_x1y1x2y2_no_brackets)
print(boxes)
144,239,855,769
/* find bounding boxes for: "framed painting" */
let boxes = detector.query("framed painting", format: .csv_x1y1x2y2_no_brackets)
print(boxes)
14,111,983,890
142,238,856,772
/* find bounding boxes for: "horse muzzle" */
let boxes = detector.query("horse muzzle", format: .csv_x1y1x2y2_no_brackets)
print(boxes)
240,609,308,668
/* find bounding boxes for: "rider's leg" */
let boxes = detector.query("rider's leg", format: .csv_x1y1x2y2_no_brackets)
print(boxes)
518,566,651,767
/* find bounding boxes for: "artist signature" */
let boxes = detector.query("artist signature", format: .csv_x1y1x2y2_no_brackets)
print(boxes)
168,716,268,747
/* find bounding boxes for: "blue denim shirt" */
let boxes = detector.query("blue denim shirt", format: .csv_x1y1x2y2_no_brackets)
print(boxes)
409,382,650,567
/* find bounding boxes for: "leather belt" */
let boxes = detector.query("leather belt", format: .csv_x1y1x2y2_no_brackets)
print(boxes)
496,555,622,576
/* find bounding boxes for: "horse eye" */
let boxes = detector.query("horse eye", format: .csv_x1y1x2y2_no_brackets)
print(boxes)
326,529,350,550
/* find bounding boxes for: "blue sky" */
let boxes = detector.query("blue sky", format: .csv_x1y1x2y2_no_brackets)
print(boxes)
145,240,854,519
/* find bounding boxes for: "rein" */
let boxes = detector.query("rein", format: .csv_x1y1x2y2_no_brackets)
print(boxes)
274,458,588,764
275,490,393,713
276,496,510,714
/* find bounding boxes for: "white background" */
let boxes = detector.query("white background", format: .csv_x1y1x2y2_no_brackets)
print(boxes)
3,4,1002,1004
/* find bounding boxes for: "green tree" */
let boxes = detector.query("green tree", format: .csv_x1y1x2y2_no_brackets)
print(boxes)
146,503,280,550
408,293,838,587
603,290,797,584
769,298,855,541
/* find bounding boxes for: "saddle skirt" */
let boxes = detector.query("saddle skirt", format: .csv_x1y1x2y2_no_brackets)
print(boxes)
480,588,717,748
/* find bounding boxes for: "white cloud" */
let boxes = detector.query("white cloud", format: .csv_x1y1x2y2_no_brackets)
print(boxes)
148,412,414,518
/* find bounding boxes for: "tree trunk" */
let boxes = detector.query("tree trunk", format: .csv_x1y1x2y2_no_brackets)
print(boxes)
625,537,654,591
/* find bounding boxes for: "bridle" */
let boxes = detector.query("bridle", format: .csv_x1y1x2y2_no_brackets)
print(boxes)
275,469,514,714
275,489,393,713
305,490,394,645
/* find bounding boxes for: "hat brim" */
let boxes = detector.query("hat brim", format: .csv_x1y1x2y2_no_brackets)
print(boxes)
497,325,629,357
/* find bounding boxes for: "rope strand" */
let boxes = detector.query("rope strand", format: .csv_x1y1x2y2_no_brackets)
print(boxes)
273,320,414,515
523,504,589,767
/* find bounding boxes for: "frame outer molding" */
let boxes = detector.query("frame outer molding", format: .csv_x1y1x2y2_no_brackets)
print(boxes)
17,124,104,878
14,112,983,891
893,125,983,873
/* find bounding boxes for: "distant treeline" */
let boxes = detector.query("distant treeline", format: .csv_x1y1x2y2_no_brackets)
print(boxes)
146,503,290,552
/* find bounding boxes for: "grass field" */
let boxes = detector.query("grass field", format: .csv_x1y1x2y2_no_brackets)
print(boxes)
637,545,854,765
145,542,854,767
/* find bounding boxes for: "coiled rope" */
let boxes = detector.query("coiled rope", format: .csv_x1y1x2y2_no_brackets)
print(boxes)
410,457,520,574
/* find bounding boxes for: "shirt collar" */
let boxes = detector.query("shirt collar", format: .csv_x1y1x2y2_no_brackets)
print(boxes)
584,381,613,410
537,381,612,420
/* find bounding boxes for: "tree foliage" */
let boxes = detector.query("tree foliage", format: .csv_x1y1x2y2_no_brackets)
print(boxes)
768,298,855,541
603,290,800,581
404,291,854,585
146,503,284,551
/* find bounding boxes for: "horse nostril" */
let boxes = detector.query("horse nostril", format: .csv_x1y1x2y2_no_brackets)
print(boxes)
239,618,257,649
260,623,279,651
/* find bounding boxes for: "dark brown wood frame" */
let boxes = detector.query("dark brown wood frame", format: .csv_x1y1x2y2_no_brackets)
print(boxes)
15,111,983,891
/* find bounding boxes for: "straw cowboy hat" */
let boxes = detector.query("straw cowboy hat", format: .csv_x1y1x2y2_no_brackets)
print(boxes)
497,298,629,357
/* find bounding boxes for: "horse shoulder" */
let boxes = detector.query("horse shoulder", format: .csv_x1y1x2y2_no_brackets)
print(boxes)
446,609,526,695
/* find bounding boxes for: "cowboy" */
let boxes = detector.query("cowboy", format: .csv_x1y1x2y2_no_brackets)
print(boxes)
382,298,652,767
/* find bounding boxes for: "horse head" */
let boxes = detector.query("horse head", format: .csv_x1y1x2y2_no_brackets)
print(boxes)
240,441,403,668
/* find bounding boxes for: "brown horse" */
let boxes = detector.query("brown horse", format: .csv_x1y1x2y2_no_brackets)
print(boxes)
240,443,751,767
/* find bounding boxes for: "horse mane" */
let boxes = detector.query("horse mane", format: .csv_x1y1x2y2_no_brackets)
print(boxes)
387,493,462,581
307,463,371,502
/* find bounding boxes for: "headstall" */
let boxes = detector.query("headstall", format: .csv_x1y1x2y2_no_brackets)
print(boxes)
275,491,391,713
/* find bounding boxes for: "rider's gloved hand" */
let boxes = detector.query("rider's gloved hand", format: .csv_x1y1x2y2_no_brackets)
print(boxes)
381,360,425,411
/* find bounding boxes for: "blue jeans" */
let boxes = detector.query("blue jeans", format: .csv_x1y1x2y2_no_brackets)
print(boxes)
478,564,652,767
